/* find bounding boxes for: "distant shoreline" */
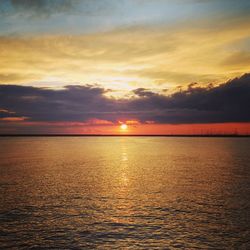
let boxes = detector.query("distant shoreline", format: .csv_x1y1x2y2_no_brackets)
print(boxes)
0,134,249,137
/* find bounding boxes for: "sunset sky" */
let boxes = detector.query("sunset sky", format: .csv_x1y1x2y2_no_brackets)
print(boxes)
0,0,250,134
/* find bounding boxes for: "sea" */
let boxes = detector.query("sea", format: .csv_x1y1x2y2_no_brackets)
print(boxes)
0,136,250,249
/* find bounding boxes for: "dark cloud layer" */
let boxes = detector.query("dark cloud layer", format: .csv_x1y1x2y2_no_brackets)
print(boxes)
0,74,250,125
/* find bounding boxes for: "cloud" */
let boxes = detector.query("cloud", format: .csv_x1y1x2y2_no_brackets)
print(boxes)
0,116,27,121
1,0,75,17
1,13,250,90
0,84,114,122
4,0,121,17
0,74,249,129
0,73,38,83
0,108,15,114
222,51,250,70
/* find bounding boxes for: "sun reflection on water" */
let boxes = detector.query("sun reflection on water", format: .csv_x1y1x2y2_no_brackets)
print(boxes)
1,137,250,248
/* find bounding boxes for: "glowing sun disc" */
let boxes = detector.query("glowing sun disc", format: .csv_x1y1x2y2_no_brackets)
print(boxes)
120,124,128,130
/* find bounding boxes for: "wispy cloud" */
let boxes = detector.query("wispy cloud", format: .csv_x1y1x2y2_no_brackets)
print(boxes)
1,17,250,91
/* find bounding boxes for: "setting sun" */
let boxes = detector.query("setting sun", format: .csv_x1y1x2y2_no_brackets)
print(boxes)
120,124,128,130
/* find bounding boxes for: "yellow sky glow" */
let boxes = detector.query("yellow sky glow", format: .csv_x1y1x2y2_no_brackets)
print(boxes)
0,18,250,96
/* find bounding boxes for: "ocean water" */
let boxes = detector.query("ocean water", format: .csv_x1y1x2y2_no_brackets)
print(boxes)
0,136,250,249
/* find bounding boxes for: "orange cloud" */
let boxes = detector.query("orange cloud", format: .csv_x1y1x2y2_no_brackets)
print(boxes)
125,120,140,125
0,117,28,122
86,119,114,125
0,109,16,114
145,120,155,124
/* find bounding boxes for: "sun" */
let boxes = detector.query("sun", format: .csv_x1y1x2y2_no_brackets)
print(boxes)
120,123,128,130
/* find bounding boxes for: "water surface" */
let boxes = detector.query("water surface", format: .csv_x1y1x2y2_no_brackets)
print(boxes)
1,137,250,249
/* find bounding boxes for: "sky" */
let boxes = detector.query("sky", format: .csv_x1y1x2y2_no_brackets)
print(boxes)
0,0,250,134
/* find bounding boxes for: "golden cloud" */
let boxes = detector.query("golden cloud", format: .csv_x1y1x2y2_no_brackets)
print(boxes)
0,15,250,93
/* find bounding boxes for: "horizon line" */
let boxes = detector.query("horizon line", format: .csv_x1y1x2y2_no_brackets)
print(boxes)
0,134,250,137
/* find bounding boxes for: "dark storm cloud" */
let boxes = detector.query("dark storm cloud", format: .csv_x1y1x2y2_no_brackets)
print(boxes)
0,85,114,122
0,74,250,124
129,74,250,123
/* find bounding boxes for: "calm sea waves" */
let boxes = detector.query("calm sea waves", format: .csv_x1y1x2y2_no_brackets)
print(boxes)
0,137,250,249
